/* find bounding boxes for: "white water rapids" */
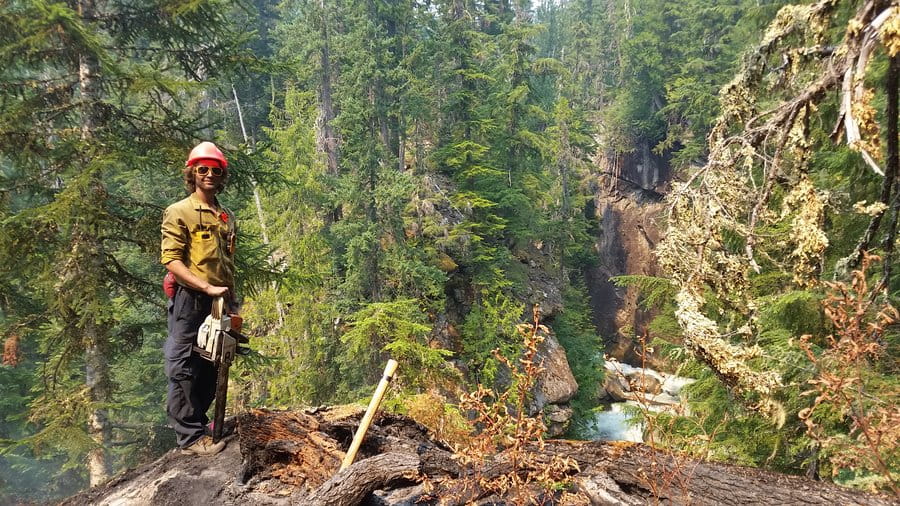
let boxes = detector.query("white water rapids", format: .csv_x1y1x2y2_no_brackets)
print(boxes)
586,360,695,443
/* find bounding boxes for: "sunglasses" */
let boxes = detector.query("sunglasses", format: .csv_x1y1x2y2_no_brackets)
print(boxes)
195,165,224,177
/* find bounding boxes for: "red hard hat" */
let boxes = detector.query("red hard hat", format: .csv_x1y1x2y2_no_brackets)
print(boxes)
186,141,228,169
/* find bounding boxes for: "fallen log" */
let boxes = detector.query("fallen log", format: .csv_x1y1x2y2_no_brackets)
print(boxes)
235,408,895,505
60,407,897,506
307,452,419,506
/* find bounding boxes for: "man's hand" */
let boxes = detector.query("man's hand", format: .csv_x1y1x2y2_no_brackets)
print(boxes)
165,260,231,298
205,285,229,297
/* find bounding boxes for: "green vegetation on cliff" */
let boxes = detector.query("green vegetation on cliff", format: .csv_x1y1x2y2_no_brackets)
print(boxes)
0,0,897,500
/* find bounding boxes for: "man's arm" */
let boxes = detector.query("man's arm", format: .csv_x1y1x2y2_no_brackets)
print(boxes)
165,260,229,297
161,206,229,298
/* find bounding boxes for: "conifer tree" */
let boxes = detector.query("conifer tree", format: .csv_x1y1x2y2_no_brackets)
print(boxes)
0,0,252,487
258,0,453,401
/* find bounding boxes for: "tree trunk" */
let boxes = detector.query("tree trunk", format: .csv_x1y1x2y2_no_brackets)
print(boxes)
232,85,287,332
398,116,406,172
77,0,112,487
558,113,571,279
881,54,899,285
317,0,339,178
317,0,341,225
84,319,112,487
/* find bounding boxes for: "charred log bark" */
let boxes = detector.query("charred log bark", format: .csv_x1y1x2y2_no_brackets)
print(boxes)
233,409,895,506
307,452,420,506
236,409,345,490
545,440,895,506
62,408,896,505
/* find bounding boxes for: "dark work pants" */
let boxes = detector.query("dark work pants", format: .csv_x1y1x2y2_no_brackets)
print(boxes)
165,286,217,448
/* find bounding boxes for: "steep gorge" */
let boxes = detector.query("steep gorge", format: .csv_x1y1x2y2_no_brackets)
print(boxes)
584,139,672,369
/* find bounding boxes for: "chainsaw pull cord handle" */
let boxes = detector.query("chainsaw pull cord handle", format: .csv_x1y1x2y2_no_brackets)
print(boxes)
211,296,225,319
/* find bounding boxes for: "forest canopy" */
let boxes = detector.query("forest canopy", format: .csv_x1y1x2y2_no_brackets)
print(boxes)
0,0,897,501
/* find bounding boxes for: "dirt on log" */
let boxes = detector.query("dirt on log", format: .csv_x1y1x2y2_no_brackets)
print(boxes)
60,406,896,505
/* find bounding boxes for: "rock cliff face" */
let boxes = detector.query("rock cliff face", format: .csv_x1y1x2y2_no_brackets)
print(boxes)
585,140,671,369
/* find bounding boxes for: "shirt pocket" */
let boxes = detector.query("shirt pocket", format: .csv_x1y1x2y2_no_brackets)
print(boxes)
189,228,220,268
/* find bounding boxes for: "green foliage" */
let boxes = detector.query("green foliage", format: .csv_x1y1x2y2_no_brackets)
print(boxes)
638,366,795,469
341,299,453,394
756,291,826,339
461,291,525,385
552,282,604,438
249,0,602,410
233,77,341,406
0,334,83,503
554,0,789,165
0,0,267,495
641,0,900,491
610,275,684,344
612,275,677,310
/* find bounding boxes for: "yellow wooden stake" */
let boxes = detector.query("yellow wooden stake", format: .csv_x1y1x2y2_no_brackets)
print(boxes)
340,359,399,471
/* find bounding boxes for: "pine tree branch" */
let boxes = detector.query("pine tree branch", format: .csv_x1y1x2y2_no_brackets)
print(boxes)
101,254,164,310
0,74,78,89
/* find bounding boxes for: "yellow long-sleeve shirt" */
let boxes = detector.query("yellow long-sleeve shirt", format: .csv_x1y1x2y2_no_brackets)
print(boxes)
161,195,236,289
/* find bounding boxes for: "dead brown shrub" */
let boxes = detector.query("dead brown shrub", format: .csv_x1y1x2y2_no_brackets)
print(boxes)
798,254,899,496
427,306,584,505
2,333,20,367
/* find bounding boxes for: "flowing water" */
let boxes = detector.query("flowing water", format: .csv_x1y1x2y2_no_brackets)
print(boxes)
586,362,695,443
585,402,644,442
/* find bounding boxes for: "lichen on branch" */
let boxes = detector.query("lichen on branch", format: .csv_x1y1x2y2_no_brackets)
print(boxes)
656,0,896,422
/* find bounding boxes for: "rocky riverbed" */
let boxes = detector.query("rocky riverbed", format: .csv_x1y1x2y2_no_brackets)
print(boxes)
586,359,696,443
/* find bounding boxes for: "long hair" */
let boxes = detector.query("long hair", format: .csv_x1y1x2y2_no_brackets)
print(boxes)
183,165,228,194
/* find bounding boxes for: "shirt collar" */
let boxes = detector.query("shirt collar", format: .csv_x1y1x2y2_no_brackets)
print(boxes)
189,194,219,212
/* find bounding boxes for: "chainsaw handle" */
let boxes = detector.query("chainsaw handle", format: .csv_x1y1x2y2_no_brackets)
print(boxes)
225,328,250,344
211,296,225,319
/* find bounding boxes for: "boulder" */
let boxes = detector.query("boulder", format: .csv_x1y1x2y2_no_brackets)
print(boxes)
532,331,578,410
624,369,663,395
544,404,574,438
601,371,630,402
528,330,579,433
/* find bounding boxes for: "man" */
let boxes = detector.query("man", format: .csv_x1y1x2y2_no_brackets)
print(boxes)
161,141,236,456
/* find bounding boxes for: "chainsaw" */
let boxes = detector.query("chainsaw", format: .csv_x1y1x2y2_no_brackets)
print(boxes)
193,296,249,442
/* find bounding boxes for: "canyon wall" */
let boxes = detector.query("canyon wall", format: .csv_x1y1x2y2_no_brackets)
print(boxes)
584,140,671,369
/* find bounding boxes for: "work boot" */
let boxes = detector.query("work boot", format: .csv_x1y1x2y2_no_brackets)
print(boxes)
181,435,226,456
